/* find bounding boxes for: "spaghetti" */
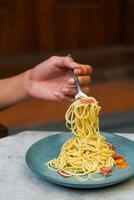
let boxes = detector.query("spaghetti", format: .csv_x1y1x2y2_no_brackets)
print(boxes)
47,97,128,180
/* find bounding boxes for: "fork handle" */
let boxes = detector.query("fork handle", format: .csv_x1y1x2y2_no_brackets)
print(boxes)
72,72,81,92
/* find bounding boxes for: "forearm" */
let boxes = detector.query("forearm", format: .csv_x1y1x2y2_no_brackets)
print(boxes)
0,71,30,110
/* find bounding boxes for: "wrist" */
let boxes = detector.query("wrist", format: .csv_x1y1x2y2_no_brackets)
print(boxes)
22,69,33,100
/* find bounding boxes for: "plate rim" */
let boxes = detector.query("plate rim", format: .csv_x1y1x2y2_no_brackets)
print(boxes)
25,132,134,188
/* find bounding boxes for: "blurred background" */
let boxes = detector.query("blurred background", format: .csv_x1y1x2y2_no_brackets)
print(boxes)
0,0,134,136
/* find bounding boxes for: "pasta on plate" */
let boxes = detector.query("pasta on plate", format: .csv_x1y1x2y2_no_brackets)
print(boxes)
47,97,128,181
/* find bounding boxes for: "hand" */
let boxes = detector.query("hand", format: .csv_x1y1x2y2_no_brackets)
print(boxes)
25,56,92,102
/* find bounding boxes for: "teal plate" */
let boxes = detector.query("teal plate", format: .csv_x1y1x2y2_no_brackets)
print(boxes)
25,132,134,188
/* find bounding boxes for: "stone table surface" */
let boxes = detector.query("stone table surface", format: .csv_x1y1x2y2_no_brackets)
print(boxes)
0,131,134,200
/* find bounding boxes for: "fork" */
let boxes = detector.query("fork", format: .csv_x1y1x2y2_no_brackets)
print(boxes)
72,71,88,99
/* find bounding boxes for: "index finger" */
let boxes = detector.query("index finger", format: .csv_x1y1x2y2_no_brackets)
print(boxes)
50,56,79,70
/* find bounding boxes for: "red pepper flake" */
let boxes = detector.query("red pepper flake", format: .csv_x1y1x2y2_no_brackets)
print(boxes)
58,171,72,178
80,98,96,105
108,144,116,151
118,163,129,170
101,166,112,176
112,153,124,160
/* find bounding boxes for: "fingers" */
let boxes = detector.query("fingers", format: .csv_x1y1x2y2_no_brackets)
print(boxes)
68,76,91,85
54,92,74,102
67,54,93,75
49,56,78,69
62,86,90,97
49,55,92,103
49,56,93,72
54,86,90,102
74,64,92,75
